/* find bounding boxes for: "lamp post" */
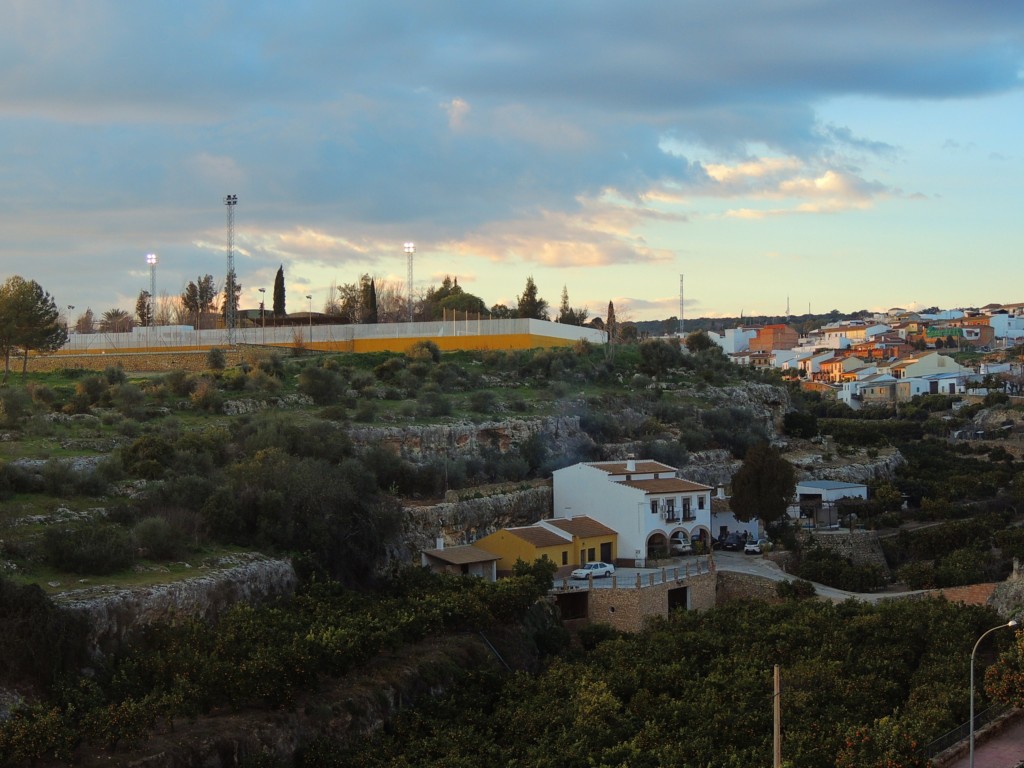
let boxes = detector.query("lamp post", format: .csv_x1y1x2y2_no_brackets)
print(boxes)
258,288,266,344
145,254,157,348
306,294,313,345
970,619,1018,767
67,305,75,334
404,242,415,322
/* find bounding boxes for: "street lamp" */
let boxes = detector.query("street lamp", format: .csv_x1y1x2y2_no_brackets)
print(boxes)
404,242,415,322
67,305,75,333
970,619,1018,767
258,288,266,344
306,294,313,345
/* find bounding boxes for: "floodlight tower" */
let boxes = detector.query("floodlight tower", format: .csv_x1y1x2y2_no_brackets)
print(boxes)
224,194,238,344
404,242,416,322
146,253,158,327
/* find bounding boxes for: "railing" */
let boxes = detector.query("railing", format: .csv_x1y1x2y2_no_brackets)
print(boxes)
553,558,715,592
921,704,1008,758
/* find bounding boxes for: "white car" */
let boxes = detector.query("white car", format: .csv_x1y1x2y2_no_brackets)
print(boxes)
671,540,694,555
744,538,770,555
571,562,616,579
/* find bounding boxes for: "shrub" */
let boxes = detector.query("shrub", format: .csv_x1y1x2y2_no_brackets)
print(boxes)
133,516,187,561
354,400,377,422
190,378,223,413
298,366,345,405
103,365,127,385
406,340,441,363
468,390,498,413
42,523,135,575
417,390,452,418
207,348,227,370
0,387,34,426
776,579,816,599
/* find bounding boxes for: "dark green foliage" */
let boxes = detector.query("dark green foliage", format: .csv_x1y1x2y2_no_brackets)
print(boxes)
729,443,796,523
637,338,680,376
42,523,135,575
468,389,497,413
132,516,188,561
776,578,816,599
782,410,818,438
334,599,1000,768
406,340,441,363
0,577,86,689
297,365,345,405
206,348,227,370
795,546,886,592
416,389,452,417
0,386,34,427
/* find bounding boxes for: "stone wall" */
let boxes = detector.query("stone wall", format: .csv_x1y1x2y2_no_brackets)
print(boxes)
799,529,890,573
55,553,298,659
404,486,553,552
24,348,272,373
586,571,717,632
716,571,783,603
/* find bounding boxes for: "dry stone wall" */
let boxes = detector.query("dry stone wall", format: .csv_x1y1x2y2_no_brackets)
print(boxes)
55,553,297,659
404,485,553,552
798,529,889,573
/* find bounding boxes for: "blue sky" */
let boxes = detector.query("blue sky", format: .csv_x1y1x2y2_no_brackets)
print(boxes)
2,1,1023,322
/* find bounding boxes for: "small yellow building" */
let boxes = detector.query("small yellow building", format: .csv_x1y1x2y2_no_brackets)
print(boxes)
474,516,617,578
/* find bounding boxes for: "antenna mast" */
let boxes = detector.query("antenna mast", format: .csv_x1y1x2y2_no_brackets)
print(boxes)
224,195,238,344
679,274,684,336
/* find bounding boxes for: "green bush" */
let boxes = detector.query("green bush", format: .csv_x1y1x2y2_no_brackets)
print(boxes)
777,579,816,599
42,523,135,575
207,348,227,370
133,516,187,561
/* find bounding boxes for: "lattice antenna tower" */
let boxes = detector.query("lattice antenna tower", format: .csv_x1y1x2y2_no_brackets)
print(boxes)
224,195,238,344
679,274,684,336
404,242,416,322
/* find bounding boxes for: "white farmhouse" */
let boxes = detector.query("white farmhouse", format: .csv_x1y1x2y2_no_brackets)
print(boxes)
552,459,713,567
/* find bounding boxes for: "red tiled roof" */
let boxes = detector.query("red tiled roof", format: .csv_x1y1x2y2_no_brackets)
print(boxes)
587,460,677,475
506,526,571,548
547,516,617,538
618,478,713,494
422,545,501,565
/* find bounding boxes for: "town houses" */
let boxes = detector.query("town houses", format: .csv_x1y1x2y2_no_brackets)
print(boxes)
707,304,1024,408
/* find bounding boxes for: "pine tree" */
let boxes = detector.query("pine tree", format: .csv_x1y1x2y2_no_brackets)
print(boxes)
135,290,152,327
607,301,617,343
273,265,286,317
516,276,549,320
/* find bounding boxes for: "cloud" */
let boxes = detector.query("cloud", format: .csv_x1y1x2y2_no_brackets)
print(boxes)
2,1,1024,317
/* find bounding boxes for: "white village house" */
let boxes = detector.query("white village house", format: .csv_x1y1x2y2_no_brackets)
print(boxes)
552,459,713,567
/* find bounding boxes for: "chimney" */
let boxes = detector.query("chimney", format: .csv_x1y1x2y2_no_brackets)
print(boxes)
435,537,445,550
626,454,636,472
716,485,726,499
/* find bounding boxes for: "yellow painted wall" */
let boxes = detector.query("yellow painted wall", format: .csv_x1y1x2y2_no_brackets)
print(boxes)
473,530,572,574
573,534,617,566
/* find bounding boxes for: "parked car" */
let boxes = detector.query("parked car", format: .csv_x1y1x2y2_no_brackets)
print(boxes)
671,540,694,556
720,532,746,551
571,562,616,579
744,538,771,555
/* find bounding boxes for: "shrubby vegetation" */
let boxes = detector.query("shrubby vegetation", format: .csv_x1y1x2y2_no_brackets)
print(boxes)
325,598,1004,768
0,563,557,764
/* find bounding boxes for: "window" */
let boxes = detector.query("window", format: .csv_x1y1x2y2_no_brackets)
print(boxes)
683,497,693,520
651,499,658,514
698,495,705,510
562,551,568,565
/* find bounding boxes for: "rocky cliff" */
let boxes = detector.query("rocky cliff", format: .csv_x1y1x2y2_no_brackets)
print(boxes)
55,553,298,659
404,484,553,552
348,415,589,461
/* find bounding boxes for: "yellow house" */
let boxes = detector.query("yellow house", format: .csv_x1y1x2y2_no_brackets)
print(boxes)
474,516,617,578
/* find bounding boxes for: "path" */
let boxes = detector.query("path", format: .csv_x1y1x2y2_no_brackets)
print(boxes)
942,715,1024,768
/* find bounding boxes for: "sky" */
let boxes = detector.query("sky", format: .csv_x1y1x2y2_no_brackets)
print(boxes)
2,1,1023,323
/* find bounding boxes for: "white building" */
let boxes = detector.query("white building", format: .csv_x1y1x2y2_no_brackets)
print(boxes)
708,327,758,354
789,480,868,528
552,459,713,567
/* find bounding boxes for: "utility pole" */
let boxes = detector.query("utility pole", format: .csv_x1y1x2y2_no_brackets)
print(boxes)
773,664,782,768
